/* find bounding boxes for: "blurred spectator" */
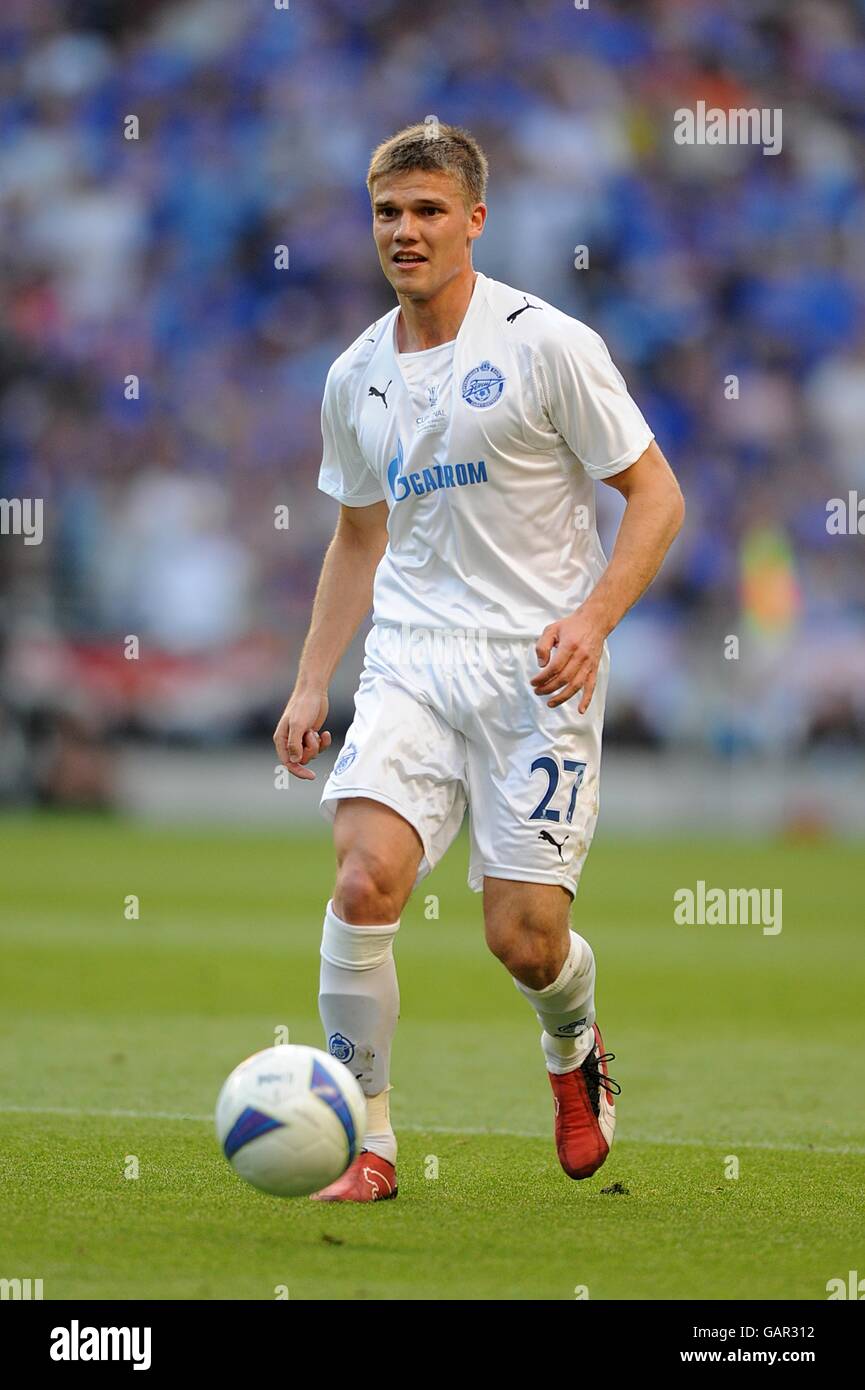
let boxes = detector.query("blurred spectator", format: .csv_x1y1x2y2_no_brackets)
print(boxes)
1,0,864,759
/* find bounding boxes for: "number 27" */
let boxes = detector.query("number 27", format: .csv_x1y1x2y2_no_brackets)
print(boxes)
529,756,586,824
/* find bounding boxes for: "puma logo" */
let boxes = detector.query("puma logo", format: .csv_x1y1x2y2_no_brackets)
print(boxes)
506,296,542,323
538,829,567,861
363,1164,393,1198
368,380,392,408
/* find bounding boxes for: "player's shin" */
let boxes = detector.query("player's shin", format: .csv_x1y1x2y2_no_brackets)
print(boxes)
318,898,400,1163
513,929,596,1073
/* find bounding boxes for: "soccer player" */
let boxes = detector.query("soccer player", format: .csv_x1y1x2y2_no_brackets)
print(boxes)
273,123,684,1201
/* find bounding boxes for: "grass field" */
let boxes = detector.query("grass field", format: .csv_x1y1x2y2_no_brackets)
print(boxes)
1,814,863,1301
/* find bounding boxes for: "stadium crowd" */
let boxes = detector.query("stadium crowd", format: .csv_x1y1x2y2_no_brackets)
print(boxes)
1,0,864,787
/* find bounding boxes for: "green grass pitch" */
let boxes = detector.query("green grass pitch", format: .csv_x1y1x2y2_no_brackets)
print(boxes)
0,814,862,1301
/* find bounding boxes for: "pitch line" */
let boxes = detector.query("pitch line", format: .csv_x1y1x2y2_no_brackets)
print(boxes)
0,1103,861,1156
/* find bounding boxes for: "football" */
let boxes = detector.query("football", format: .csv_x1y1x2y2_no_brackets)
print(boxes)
215,1044,366,1197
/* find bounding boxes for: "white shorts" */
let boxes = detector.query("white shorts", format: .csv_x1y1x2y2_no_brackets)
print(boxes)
319,622,610,900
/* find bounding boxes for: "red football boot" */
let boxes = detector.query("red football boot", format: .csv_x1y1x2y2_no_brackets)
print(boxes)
309,1150,397,1203
548,1023,621,1180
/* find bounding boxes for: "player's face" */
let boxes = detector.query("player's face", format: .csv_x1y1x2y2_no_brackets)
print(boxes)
371,170,485,300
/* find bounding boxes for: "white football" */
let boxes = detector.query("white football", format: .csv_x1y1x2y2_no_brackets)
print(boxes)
215,1044,366,1197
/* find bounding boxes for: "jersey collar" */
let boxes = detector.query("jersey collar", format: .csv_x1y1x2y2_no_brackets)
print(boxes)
390,270,488,360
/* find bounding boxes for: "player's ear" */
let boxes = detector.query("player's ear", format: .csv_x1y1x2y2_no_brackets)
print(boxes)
468,202,487,240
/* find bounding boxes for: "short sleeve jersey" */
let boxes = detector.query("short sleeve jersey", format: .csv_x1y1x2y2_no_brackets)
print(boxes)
318,271,654,638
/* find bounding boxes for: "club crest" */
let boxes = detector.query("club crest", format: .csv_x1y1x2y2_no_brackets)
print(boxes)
328,1032,355,1063
461,360,505,409
333,743,358,775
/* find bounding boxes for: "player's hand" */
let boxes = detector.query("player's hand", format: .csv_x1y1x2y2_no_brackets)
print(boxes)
273,689,332,781
531,609,607,713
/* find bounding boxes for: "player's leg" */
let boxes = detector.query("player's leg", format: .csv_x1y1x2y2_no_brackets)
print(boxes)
458,637,617,1177
483,875,619,1180
483,877,596,1069
313,796,423,1202
332,794,424,921
313,633,469,1201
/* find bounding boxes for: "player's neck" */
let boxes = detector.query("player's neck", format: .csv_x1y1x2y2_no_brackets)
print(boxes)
395,268,477,353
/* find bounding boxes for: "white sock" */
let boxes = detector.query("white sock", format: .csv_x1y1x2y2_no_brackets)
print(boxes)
513,929,596,1075
362,1086,396,1167
319,898,399,1163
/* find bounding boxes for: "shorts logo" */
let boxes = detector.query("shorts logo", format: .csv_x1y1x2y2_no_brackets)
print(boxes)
333,743,357,775
461,360,505,409
538,828,567,861
328,1032,355,1063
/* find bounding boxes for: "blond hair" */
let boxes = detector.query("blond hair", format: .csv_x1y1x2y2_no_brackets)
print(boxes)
367,121,488,207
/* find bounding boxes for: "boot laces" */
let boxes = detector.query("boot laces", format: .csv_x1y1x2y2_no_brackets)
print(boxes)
582,1049,622,1098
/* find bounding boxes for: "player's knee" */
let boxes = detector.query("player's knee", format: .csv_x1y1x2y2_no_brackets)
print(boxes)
486,922,562,988
334,856,403,925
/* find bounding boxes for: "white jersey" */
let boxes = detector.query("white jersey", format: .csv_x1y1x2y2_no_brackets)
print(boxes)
317,271,654,639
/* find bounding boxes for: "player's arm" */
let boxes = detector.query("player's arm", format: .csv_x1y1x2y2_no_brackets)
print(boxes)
273,500,388,779
589,439,684,632
532,440,684,712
